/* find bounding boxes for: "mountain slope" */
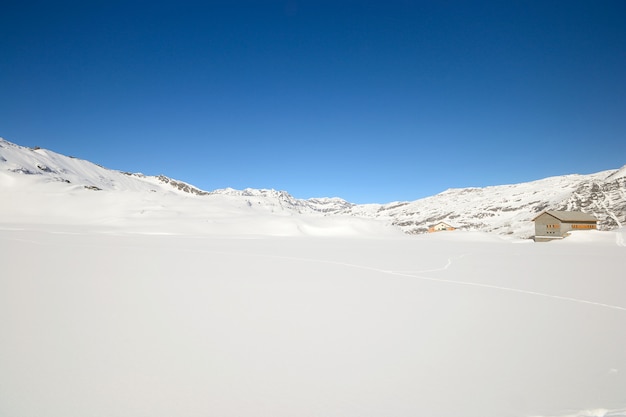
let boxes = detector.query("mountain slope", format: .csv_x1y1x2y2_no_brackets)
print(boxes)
0,138,390,236
344,169,626,238
1,137,624,238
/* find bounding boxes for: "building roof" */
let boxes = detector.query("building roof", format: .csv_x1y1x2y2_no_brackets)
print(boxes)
532,210,598,222
430,221,455,227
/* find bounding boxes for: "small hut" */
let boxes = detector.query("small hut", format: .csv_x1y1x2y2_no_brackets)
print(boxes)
428,221,456,233
532,210,598,242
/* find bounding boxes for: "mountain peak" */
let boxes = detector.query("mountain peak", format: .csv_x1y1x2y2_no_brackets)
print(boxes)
1,138,624,237
606,164,626,180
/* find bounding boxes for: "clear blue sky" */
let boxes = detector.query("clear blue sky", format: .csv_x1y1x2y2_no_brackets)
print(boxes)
2,1,625,203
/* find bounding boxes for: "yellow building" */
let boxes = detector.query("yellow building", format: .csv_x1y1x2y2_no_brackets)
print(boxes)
428,222,456,233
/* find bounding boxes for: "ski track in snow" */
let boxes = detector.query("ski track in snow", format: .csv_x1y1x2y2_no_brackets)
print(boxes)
394,269,626,313
533,408,626,417
359,262,626,313
393,256,457,274
4,230,625,313
219,249,626,313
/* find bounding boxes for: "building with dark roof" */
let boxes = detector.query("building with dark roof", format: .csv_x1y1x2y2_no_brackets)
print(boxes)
532,210,598,242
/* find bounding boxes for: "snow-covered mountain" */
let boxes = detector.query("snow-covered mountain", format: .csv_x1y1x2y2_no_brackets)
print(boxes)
0,138,383,236
5,137,626,417
1,137,624,238
343,167,626,238
0,137,354,212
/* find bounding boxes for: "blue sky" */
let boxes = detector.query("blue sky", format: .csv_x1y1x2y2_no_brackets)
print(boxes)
2,1,625,203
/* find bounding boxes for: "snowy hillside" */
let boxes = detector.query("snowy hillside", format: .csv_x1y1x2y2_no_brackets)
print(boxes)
1,137,625,238
345,168,626,238
2,137,626,417
0,138,390,236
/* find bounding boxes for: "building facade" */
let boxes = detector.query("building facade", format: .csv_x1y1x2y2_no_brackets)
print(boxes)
532,210,598,242
428,222,456,233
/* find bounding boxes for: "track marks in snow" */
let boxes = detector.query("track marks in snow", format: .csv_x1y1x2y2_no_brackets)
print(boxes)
532,408,626,417
4,229,624,313
369,259,626,313
387,268,626,313
231,250,626,313
392,256,459,274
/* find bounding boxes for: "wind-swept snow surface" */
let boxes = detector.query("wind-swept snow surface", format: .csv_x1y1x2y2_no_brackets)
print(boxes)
1,226,625,417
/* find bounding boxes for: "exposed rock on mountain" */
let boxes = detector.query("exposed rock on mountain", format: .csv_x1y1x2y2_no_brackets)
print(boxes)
155,174,210,196
209,187,354,214
1,137,624,238
340,169,625,238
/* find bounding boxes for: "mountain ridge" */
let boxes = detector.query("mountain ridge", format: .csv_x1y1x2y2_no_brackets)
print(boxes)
1,137,624,238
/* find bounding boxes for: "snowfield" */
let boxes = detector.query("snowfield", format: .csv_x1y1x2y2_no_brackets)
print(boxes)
1,138,625,416
1,224,625,417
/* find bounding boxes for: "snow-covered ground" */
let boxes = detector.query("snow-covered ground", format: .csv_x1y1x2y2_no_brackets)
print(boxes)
1,221,625,417
1,138,625,416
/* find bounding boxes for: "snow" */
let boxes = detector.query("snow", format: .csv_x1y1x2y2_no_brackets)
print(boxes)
1,226,625,417
2,137,625,237
346,169,625,237
606,165,626,180
1,138,626,416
